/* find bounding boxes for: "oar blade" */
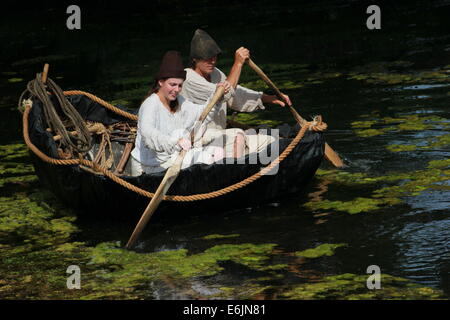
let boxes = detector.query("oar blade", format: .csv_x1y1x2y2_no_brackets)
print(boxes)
324,143,345,168
125,151,185,249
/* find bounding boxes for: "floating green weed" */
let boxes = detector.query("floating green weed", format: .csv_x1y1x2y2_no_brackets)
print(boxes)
310,158,450,214
0,191,78,250
386,144,418,152
350,120,378,129
241,79,304,92
353,128,395,137
351,114,450,148
348,62,450,85
0,143,91,299
307,168,431,214
212,272,443,299
216,283,275,299
240,64,341,91
304,197,395,214
385,132,450,153
295,243,347,258
0,143,37,188
80,242,285,299
0,143,30,160
427,159,450,169
429,133,450,148
315,169,388,185
372,167,450,199
201,234,240,240
0,188,94,299
231,112,283,127
7,78,23,83
261,63,310,75
280,273,444,300
0,175,37,188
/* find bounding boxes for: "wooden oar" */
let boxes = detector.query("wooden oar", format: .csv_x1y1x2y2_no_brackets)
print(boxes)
125,86,226,249
246,59,345,168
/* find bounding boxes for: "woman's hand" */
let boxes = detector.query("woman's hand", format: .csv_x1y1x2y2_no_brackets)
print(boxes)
177,138,192,151
234,47,250,66
217,80,231,94
262,93,292,107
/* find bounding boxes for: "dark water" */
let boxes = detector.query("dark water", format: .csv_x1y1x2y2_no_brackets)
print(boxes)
1,1,449,299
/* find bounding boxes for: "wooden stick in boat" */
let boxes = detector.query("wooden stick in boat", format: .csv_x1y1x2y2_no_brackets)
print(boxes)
52,125,105,141
114,142,134,175
42,63,49,83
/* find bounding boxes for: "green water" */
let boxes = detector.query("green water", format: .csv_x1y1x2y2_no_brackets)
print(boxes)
0,2,449,299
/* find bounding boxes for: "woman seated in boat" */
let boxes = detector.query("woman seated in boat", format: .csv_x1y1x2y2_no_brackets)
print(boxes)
181,29,292,158
130,50,231,176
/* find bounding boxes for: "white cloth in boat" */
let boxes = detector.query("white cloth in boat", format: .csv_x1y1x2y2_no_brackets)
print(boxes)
181,67,275,157
130,92,228,175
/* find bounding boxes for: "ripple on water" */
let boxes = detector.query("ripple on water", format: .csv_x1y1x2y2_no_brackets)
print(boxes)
393,219,450,287
400,84,450,91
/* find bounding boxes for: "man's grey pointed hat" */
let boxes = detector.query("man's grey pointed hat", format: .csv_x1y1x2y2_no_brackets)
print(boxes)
190,29,222,60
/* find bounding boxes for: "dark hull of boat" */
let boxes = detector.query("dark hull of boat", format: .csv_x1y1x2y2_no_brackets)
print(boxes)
28,95,325,219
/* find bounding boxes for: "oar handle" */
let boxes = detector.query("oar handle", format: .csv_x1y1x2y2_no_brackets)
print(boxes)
190,85,225,142
198,85,225,123
247,59,306,126
247,59,284,100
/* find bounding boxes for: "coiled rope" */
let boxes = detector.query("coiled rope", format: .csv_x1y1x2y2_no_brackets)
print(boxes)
19,74,93,154
21,89,327,202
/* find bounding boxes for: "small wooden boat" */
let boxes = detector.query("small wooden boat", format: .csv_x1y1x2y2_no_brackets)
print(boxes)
24,91,325,220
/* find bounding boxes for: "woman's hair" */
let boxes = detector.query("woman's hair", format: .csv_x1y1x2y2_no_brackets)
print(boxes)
142,78,179,110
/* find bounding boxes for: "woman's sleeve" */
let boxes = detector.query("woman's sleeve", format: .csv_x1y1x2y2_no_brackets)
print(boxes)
139,103,180,154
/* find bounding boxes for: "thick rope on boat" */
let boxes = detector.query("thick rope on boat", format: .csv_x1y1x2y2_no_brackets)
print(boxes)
22,100,326,202
19,75,93,154
63,90,139,121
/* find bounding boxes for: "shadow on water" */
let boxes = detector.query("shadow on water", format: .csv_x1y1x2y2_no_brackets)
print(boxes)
1,1,449,299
